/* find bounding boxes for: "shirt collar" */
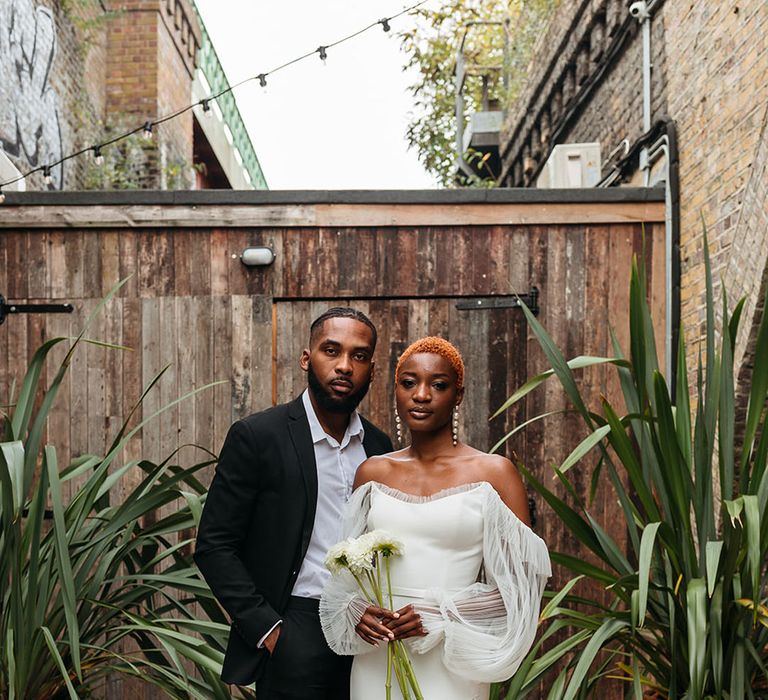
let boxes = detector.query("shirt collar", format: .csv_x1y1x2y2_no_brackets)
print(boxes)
302,389,365,447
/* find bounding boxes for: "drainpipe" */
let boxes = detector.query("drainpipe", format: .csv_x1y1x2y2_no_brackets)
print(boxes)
630,0,663,183
630,1,679,389
629,1,652,178
646,132,675,382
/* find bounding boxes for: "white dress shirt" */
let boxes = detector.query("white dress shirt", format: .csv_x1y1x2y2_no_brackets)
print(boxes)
258,389,367,648
293,389,367,597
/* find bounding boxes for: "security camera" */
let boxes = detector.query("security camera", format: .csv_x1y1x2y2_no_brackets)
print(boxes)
629,1,650,20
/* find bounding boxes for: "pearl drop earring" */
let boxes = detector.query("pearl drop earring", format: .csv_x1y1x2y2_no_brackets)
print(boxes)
452,406,459,446
395,410,403,445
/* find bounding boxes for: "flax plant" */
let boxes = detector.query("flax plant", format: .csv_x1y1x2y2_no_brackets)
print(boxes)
496,233,768,698
0,286,241,699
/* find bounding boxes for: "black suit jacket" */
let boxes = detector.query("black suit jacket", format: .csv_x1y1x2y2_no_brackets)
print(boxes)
194,395,393,685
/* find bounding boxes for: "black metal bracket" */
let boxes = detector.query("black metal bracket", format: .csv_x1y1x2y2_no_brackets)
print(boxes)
0,294,74,325
455,287,539,315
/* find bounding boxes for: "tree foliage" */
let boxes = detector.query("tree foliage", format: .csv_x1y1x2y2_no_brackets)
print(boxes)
399,0,559,187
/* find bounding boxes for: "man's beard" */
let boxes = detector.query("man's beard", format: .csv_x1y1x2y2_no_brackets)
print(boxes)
307,362,371,414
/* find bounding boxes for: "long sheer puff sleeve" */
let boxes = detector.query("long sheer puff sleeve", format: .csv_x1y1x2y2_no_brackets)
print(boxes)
319,483,378,656
410,484,551,683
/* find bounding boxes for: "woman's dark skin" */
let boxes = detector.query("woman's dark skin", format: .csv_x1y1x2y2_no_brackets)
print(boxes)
352,352,531,646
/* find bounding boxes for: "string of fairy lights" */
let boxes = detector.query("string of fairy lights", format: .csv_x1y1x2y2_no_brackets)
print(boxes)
0,0,429,202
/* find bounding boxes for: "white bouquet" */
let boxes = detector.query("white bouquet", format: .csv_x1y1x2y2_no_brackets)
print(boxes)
325,530,423,700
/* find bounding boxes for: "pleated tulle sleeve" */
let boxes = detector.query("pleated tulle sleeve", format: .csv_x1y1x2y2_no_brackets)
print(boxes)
319,483,378,657
409,484,551,683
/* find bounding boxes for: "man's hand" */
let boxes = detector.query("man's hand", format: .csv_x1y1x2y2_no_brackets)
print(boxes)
385,604,427,640
355,605,400,646
263,624,281,654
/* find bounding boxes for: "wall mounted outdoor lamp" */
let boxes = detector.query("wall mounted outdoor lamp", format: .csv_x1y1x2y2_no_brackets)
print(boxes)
240,246,276,267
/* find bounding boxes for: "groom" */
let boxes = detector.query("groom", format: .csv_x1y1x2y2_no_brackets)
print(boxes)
195,307,393,699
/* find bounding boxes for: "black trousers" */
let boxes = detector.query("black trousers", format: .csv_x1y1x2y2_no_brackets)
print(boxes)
256,596,352,700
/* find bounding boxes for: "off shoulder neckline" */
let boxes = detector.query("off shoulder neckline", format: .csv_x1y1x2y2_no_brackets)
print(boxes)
368,480,489,503
355,480,546,546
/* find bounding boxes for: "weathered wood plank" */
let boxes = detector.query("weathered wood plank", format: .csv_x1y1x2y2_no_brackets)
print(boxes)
212,295,232,453
209,230,229,296
0,231,7,299
194,297,215,483
0,201,666,228
250,296,273,414
140,297,162,464
66,231,86,299
26,230,47,299
177,295,197,456
5,232,27,298
48,230,67,300
120,296,143,492
118,229,139,299
226,229,249,297
85,300,107,458
159,296,179,464
173,231,193,298
231,295,252,420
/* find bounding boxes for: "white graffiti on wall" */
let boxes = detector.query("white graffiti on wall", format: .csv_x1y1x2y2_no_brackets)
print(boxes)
0,0,64,188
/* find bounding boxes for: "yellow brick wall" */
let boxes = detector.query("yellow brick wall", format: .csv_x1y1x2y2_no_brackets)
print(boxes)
663,1,768,365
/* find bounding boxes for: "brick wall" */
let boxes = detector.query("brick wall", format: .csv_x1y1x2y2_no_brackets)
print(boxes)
663,2,768,372
0,0,200,190
500,0,639,187
105,0,199,189
156,3,195,187
499,0,768,396
0,0,100,189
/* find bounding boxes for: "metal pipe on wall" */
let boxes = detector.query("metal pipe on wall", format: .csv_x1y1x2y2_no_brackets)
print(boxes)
646,134,673,379
630,1,680,393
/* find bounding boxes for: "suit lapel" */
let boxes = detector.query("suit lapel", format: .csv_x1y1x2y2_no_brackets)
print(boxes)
287,396,317,558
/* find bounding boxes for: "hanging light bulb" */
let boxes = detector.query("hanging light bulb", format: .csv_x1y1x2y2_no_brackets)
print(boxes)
258,73,267,91
142,121,154,140
201,99,212,117
379,18,391,32
318,46,327,65
93,146,104,165
43,165,53,186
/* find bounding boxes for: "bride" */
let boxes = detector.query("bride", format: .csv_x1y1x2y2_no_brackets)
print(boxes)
320,337,550,700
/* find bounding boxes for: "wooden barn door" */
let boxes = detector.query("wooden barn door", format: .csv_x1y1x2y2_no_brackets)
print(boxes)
272,297,529,458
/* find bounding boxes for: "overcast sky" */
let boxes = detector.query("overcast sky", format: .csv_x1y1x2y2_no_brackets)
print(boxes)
194,0,438,190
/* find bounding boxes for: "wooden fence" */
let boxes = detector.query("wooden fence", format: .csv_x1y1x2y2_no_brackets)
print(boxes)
0,189,666,697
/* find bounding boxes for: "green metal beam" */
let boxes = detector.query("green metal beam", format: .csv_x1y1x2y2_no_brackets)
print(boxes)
193,5,268,189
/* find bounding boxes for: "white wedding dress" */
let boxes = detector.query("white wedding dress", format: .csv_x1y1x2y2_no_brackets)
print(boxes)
320,481,551,700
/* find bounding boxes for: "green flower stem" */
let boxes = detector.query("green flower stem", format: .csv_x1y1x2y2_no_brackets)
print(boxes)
345,555,422,699
396,641,424,700
391,648,412,700
383,552,394,700
351,572,374,604
366,570,384,607
376,552,383,600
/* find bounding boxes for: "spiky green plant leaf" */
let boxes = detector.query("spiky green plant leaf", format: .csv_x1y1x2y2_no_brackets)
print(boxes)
499,230,768,696
0,289,239,699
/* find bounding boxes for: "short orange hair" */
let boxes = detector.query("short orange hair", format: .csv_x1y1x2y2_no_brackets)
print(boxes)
395,337,464,390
